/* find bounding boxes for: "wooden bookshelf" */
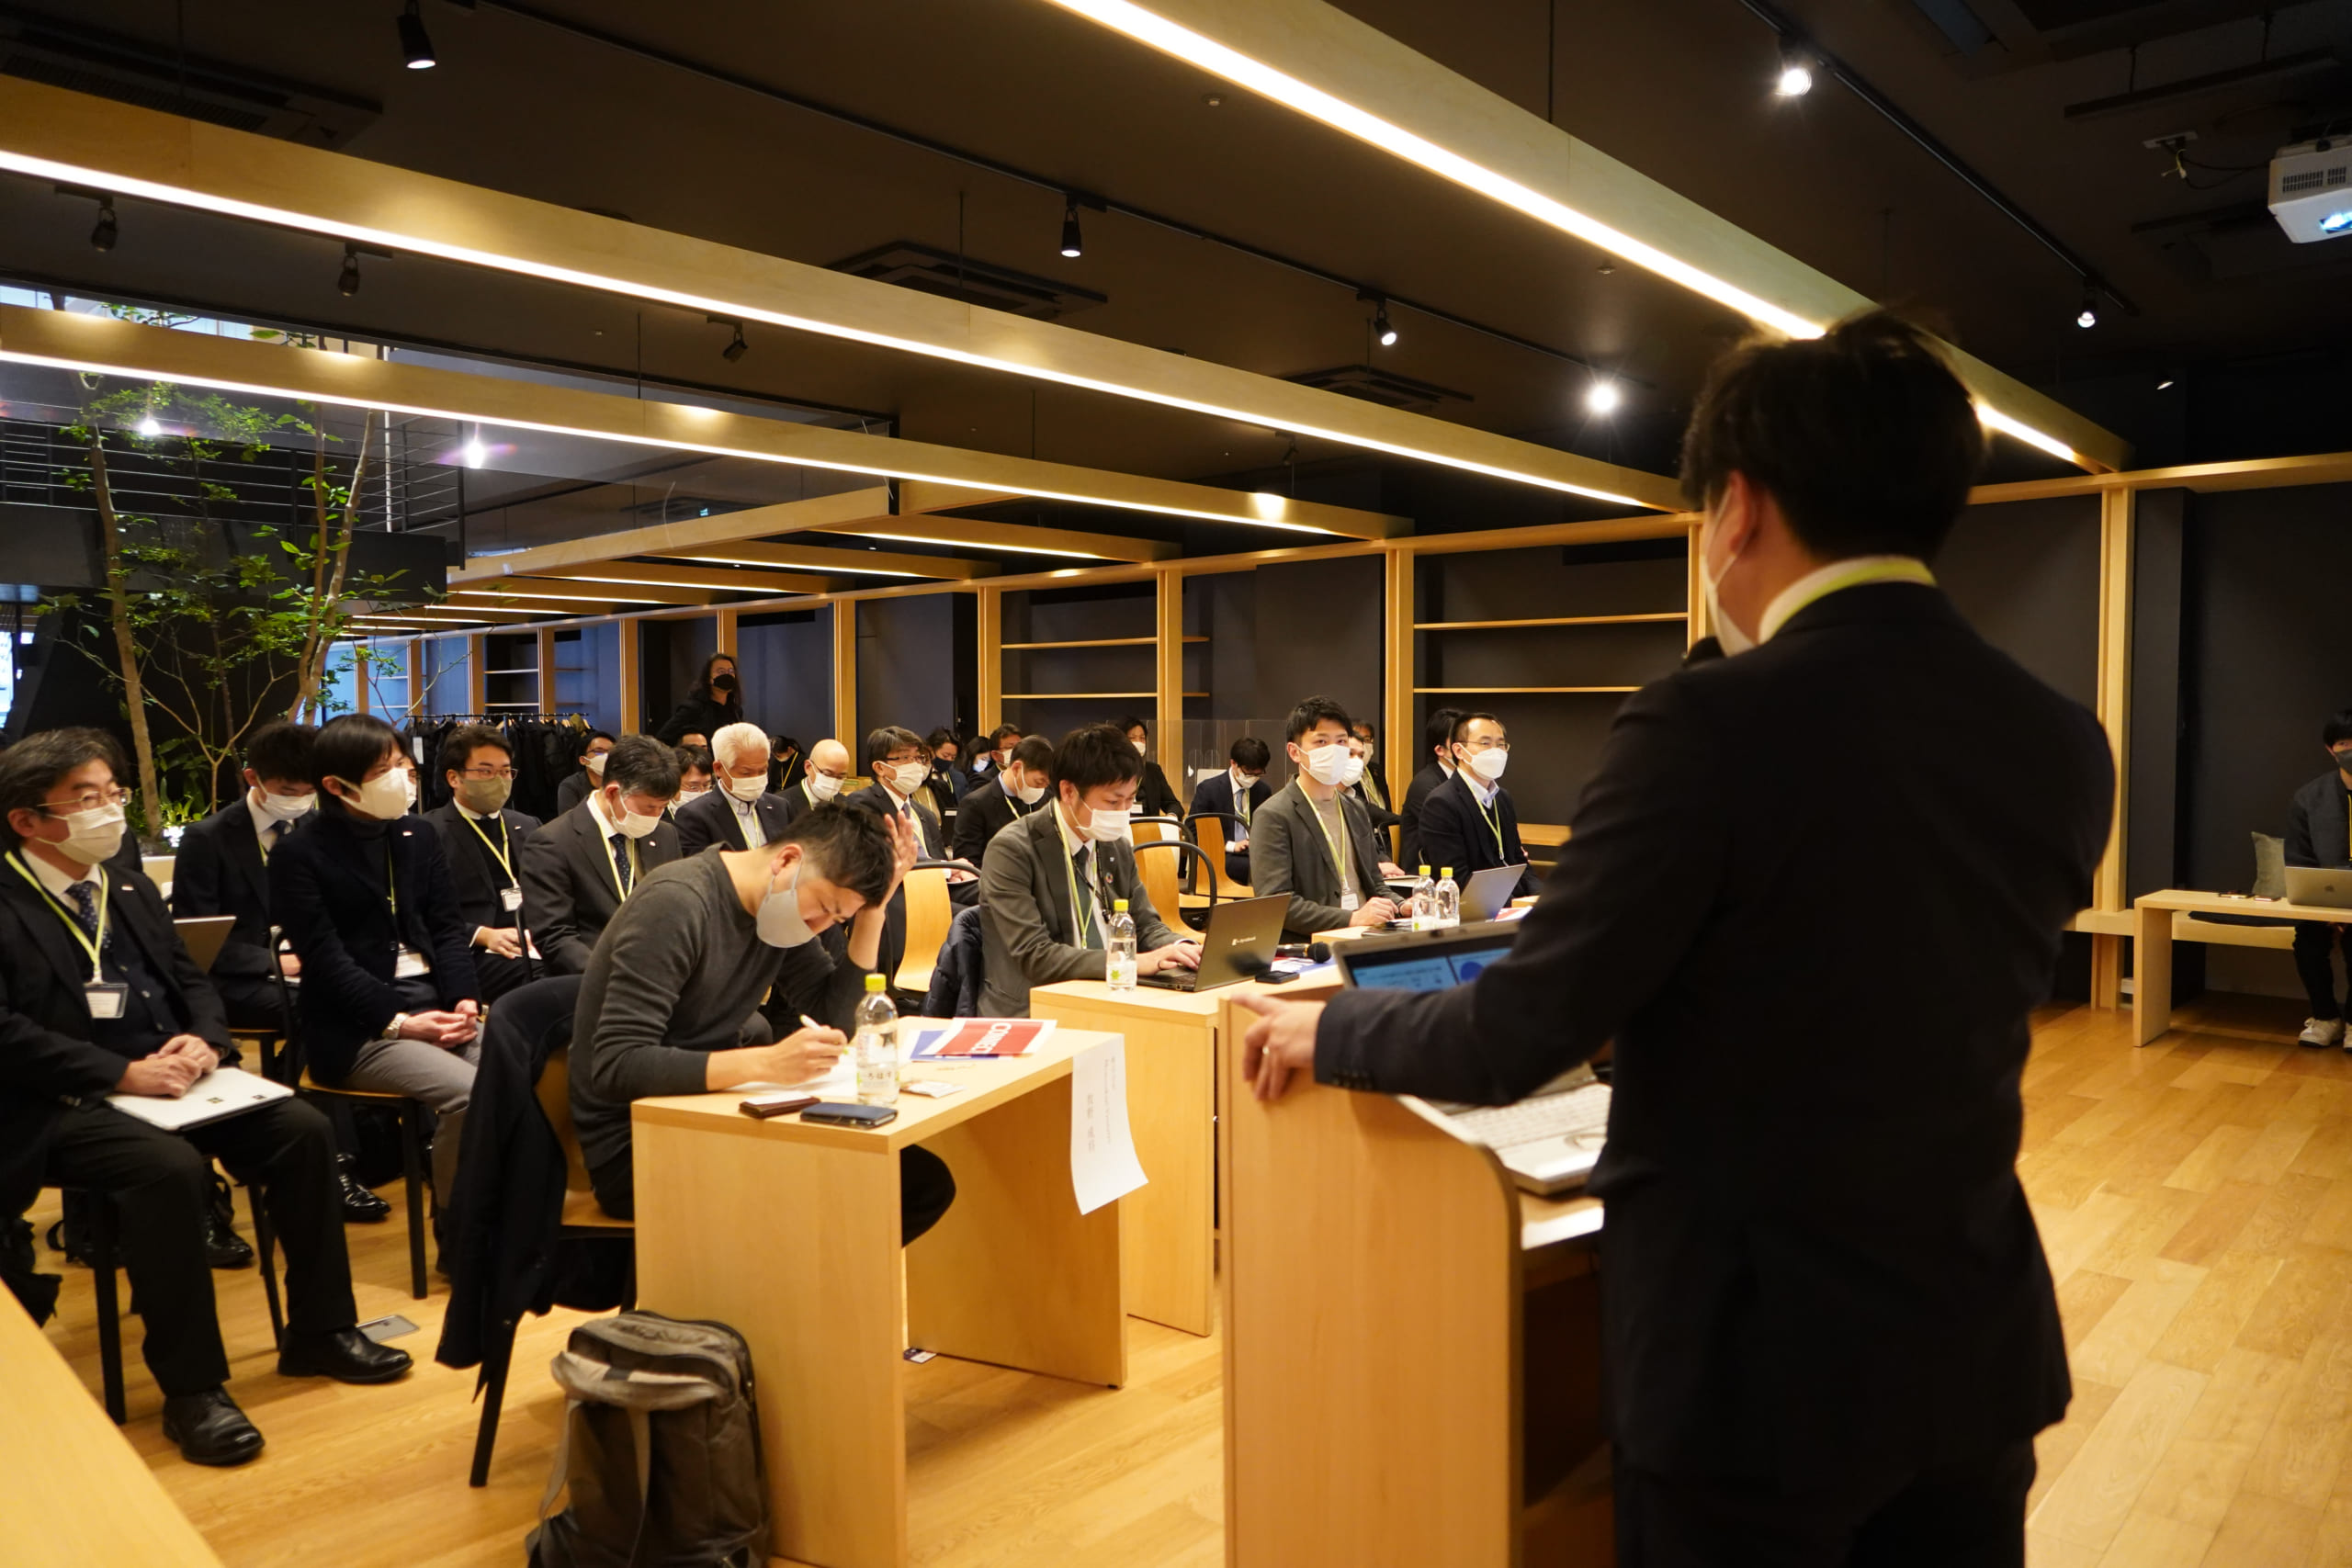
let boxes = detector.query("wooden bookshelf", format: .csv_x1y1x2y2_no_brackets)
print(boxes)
1413,613,1686,631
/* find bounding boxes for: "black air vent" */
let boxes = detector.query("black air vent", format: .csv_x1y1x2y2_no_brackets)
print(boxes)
830,242,1108,319
1285,364,1473,412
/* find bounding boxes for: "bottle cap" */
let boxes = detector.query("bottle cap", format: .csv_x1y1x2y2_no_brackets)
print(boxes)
1418,864,1430,875
1441,867,1453,878
1114,898,1129,912
865,973,886,992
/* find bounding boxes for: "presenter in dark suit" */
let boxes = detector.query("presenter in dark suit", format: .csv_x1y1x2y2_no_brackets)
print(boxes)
423,723,542,1004
520,734,682,976
675,722,794,857
1250,701,1397,939
955,734,1054,864
1415,713,1537,899
0,729,411,1465
1185,737,1271,887
1117,716,1184,821
169,719,316,1032
1239,314,2115,1565
778,738,853,827
849,726,955,995
2285,710,2352,1048
1396,706,1462,872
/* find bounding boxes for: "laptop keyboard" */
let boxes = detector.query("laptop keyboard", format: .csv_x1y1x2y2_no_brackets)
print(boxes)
1445,1083,1611,1149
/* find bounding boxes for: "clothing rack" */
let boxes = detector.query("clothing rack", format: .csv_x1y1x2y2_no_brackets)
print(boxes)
399,712,595,822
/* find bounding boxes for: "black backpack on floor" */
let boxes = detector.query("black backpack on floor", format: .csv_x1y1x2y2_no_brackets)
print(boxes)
526,1311,770,1568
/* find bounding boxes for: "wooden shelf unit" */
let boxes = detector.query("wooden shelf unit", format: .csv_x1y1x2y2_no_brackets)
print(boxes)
1413,613,1686,631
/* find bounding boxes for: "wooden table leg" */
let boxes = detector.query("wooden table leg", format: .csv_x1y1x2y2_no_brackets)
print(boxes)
907,1073,1126,1388
632,1119,907,1568
2133,904,2173,1047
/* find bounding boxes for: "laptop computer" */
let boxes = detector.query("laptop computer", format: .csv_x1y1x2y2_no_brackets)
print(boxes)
1333,921,1610,1196
1140,893,1289,993
2285,866,2352,910
1458,863,1528,923
174,916,237,974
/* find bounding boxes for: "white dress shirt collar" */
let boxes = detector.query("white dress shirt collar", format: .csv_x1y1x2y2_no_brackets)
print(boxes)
585,789,616,838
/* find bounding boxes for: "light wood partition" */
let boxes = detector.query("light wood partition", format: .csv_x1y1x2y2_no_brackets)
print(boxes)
2089,488,2136,1006
616,617,640,731
832,599,858,746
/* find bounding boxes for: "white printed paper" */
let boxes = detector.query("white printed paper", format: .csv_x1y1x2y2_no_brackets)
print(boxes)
1070,1035,1148,1215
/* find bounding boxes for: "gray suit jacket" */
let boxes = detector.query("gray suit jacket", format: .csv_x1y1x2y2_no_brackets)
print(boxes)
977,807,1179,1017
673,787,794,858
1250,781,1391,939
519,802,682,976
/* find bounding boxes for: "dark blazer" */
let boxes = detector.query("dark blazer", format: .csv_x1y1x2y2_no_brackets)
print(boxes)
673,787,793,859
1397,761,1451,872
976,806,1179,1017
653,694,741,747
1416,770,1537,899
2286,771,2351,869
847,786,944,992
271,807,482,1082
172,798,299,981
423,802,543,1002
1250,782,1393,939
1188,770,1272,887
1315,583,2113,1486
518,804,681,976
776,777,842,828
1347,774,1400,835
1134,758,1182,822
554,771,594,817
954,778,1043,865
0,863,232,1219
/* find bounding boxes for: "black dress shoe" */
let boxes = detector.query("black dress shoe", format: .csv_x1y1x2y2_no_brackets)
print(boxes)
204,1206,254,1270
339,1156,390,1224
161,1388,266,1467
277,1326,413,1384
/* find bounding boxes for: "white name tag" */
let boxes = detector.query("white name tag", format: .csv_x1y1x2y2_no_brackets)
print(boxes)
85,982,129,1020
499,886,524,913
1340,893,1360,912
393,947,432,979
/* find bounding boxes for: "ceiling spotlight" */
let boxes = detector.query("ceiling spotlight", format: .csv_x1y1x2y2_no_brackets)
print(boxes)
1374,301,1397,348
1775,40,1816,97
338,243,361,297
398,1,436,69
2156,378,2176,390
722,323,747,363
1059,198,1084,259
136,413,162,437
2075,294,2098,330
89,198,117,253
1586,379,1623,414
462,431,488,468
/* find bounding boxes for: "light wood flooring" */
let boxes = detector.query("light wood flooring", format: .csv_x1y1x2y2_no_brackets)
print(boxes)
30,997,2352,1567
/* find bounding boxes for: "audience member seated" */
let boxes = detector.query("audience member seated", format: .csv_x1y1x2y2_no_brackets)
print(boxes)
779,737,851,825
924,727,969,806
1116,716,1183,820
677,723,793,857
851,727,962,981
423,724,541,1005
570,802,953,1239
672,746,713,812
956,735,1054,865
0,728,412,1464
978,722,1197,1016
171,719,316,1033
1397,705,1462,873
766,733,804,795
1345,718,1402,840
274,716,484,1210
962,725,1023,795
1251,697,1400,940
1417,711,1538,900
654,651,744,747
553,729,615,817
1186,736,1271,888
521,735,682,976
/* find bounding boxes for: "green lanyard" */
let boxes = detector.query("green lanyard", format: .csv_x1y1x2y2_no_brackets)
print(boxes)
461,810,516,887
1306,793,1353,889
6,852,107,981
1061,832,1100,948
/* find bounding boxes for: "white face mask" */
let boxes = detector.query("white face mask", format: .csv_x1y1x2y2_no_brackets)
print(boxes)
1465,748,1510,783
48,803,126,866
755,860,817,949
1131,739,1148,757
724,770,764,804
888,762,930,796
1015,782,1046,806
807,772,842,801
337,771,412,822
1082,804,1131,843
583,751,609,777
255,789,314,823
1302,744,1351,787
605,787,662,840
1702,514,1757,656
1340,754,1367,787
401,773,419,808
1234,770,1261,793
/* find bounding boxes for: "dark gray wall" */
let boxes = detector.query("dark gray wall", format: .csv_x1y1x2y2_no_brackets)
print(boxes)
1252,556,1385,728
2128,491,2187,898
857,594,959,754
738,607,833,749
1182,571,1259,724
1938,496,2101,713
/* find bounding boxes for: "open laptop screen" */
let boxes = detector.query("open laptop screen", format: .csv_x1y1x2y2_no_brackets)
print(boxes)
1340,938,1514,992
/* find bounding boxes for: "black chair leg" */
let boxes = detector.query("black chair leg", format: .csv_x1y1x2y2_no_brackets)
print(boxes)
399,1104,427,1300
89,1196,126,1426
468,1318,517,1488
249,1182,284,1350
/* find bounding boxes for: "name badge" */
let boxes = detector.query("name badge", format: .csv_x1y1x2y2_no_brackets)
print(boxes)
499,886,525,913
393,946,432,979
1340,892,1360,912
85,982,129,1020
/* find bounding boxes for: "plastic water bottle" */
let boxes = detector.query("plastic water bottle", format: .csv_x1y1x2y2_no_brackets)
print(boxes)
854,973,899,1106
1409,865,1435,930
1107,898,1138,991
1434,867,1461,928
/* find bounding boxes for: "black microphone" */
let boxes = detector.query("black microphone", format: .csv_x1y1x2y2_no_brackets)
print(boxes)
1272,942,1332,963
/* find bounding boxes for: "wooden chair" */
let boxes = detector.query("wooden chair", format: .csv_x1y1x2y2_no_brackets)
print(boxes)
468,1043,632,1487
1132,838,1219,934
1186,812,1254,899
893,864,955,998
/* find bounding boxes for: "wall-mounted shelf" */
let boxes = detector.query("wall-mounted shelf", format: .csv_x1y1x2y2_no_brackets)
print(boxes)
1413,613,1685,631
1002,637,1156,649
1002,691,1159,700
1411,686,1640,694
482,668,540,677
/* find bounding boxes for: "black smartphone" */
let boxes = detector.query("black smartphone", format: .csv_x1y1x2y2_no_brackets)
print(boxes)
801,1101,899,1129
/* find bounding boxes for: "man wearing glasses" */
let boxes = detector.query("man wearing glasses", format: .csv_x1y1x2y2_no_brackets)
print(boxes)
423,725,541,1003
1415,713,1537,901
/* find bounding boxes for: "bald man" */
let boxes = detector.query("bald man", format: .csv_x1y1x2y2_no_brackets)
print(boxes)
780,739,853,827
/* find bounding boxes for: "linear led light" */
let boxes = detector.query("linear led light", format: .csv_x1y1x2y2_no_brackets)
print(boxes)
1036,0,2090,470
0,151,1647,510
661,552,933,579
448,585,673,605
528,571,821,592
826,530,1121,560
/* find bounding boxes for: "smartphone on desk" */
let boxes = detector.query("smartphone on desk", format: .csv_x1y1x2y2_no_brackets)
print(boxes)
801,1101,898,1129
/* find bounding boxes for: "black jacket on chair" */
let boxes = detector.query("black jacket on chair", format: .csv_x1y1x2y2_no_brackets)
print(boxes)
1249,782,1392,940
1314,582,2113,1488
847,787,944,995
0,863,232,1220
171,798,298,983
954,779,1042,865
1414,771,1538,900
270,807,482,1082
673,787,793,859
518,805,682,976
1396,761,1451,872
423,802,543,1002
2286,771,2352,868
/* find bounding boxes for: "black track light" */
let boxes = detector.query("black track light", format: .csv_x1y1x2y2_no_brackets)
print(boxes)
723,324,748,363
338,244,361,297
399,1,436,70
89,199,117,253
2075,292,2098,330
1775,39,1816,97
1059,199,1083,259
1374,301,1397,348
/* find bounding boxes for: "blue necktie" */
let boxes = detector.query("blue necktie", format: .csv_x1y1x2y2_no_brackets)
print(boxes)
608,832,633,895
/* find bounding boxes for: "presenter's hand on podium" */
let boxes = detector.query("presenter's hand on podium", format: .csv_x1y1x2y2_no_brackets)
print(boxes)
1138,941,1200,976
1236,992,1325,1102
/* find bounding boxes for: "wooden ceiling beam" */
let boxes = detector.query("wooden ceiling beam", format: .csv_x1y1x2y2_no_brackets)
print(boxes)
663,539,998,581
529,562,832,595
794,514,1177,563
453,580,718,607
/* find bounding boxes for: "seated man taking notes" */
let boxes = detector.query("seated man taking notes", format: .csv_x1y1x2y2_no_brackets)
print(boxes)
1239,313,2113,1565
1250,697,1398,940
570,802,953,1240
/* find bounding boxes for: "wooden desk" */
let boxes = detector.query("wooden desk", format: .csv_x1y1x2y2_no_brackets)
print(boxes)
631,1030,1127,1568
1031,979,1219,1337
2132,889,2348,1044
4,1289,225,1567
1217,983,1610,1567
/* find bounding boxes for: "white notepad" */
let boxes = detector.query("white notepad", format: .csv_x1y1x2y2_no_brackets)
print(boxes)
107,1066,294,1132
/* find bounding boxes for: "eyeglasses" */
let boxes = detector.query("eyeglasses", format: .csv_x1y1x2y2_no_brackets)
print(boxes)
1458,737,1511,752
459,765,518,779
42,786,129,813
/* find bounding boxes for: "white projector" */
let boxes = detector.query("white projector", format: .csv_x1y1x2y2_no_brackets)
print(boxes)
2268,138,2352,243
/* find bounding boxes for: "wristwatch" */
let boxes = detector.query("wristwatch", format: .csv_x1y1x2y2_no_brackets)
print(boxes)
387,1011,410,1038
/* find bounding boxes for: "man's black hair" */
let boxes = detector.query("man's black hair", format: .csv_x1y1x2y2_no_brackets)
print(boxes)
989,723,1023,748
438,723,509,779
1116,716,1148,738
1423,706,1464,760
0,728,124,850
1449,711,1502,748
865,726,924,772
312,715,404,809
580,728,616,755
674,744,712,777
1009,735,1056,771
244,719,317,785
924,727,957,752
1051,723,1145,795
1285,695,1351,745
604,733,682,799
1679,309,1984,561
1229,736,1272,771
2324,709,2352,749
780,801,897,905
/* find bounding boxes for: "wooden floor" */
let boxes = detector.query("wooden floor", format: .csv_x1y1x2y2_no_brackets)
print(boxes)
29,997,2352,1567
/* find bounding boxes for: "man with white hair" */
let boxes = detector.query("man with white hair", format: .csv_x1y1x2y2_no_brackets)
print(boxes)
780,739,853,827
675,722,793,857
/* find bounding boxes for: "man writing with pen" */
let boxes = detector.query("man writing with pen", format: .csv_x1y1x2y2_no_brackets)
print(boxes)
566,799,956,1243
